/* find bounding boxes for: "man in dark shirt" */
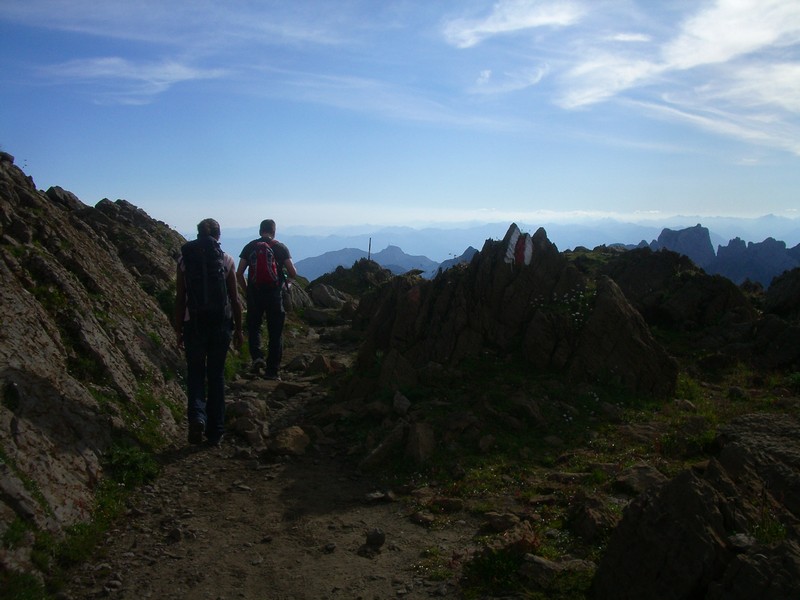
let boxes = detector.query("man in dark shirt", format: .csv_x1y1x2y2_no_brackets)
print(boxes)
175,218,243,446
236,219,297,380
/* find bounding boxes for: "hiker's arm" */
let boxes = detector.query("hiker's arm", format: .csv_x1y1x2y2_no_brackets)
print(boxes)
284,258,297,281
174,264,186,349
227,266,244,349
236,257,248,292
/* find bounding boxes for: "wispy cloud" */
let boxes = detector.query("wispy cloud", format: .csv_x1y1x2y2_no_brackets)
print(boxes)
558,55,660,108
471,65,549,95
442,0,586,48
661,0,800,70
548,0,800,154
39,57,227,104
5,0,800,157
258,69,519,130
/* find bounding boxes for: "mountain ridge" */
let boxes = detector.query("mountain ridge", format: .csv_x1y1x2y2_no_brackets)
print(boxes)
216,215,800,265
294,224,800,287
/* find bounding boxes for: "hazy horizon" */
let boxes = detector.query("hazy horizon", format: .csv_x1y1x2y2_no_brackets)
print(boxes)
205,213,800,263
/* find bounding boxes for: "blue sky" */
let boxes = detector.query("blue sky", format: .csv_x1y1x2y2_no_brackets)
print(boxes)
1,0,799,235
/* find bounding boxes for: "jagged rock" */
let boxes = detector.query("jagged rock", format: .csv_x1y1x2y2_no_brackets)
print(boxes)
302,307,342,326
519,554,596,592
713,237,799,286
310,258,394,299
359,421,408,470
0,157,184,580
304,354,338,376
365,527,386,548
352,224,677,398
635,223,800,290
405,421,435,464
480,520,538,555
764,267,800,320
270,425,310,455
742,314,800,371
612,462,668,496
600,247,757,330
393,391,411,416
567,494,621,542
482,511,521,533
308,283,353,309
283,283,313,312
650,224,716,268
592,413,800,600
226,399,270,448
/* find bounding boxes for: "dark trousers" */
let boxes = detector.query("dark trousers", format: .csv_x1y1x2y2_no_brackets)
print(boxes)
247,287,285,375
184,320,231,442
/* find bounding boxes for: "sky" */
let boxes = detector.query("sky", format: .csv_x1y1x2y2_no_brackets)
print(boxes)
1,0,799,236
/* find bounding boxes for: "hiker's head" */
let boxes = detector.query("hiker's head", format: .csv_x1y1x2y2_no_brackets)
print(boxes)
259,219,276,237
197,218,221,240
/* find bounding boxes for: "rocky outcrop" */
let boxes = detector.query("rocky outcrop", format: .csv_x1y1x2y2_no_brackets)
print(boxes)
713,237,799,286
0,152,185,577
353,224,677,397
592,413,800,600
640,224,800,287
598,247,800,372
650,224,716,269
764,268,800,321
599,247,757,330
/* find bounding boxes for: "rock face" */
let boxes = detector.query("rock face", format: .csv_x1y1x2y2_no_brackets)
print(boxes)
354,223,677,397
764,268,800,320
643,224,800,287
599,247,757,330
714,237,799,286
592,413,800,600
650,224,716,269
0,152,185,575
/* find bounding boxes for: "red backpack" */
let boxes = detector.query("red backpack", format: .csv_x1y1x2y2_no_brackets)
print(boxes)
248,240,281,289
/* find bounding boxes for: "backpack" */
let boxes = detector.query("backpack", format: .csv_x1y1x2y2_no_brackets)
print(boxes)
181,236,230,325
248,240,281,289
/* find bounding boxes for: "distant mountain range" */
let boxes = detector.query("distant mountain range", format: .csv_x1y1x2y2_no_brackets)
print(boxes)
643,224,800,287
295,245,441,280
212,215,800,286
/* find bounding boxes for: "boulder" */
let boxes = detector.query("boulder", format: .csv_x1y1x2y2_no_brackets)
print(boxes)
592,413,800,600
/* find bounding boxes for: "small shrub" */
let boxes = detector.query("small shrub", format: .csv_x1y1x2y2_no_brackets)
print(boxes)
413,546,453,581
785,372,800,394
462,548,525,597
1,517,28,550
104,442,160,488
0,571,47,600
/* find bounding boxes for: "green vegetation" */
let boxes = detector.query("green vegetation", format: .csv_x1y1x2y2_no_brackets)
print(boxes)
462,548,526,598
413,546,454,581
0,438,160,598
334,325,800,600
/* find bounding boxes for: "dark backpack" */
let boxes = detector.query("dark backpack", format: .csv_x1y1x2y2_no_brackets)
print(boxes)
248,240,281,289
181,236,230,325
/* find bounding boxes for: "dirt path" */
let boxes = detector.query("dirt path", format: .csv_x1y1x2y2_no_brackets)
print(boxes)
62,328,478,599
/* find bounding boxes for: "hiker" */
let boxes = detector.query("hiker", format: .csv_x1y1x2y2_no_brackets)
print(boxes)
175,218,243,446
236,219,297,380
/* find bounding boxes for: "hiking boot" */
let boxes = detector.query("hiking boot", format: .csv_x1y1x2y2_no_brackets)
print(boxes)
264,372,281,381
251,358,266,374
207,433,224,448
188,421,205,445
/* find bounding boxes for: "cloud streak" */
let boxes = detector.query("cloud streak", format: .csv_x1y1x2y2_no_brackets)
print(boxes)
443,0,586,48
4,0,800,156
39,57,227,104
